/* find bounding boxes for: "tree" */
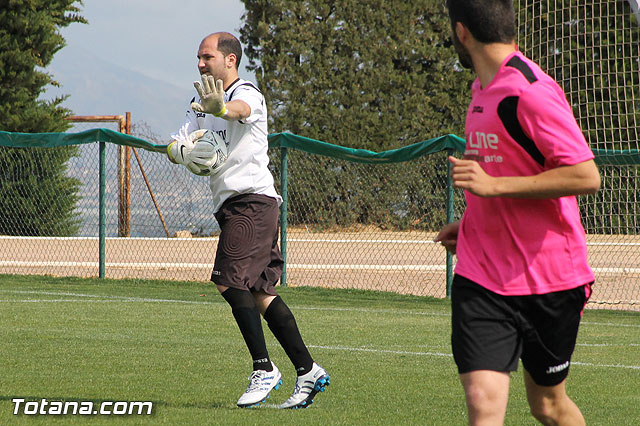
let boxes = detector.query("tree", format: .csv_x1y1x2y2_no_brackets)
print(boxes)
241,0,472,149
514,0,640,152
0,0,86,236
513,0,640,234
240,0,473,230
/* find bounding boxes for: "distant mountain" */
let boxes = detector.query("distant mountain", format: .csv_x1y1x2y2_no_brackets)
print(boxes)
44,45,194,139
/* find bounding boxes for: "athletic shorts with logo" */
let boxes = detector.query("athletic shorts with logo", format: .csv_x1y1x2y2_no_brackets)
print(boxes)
451,274,592,386
211,194,283,295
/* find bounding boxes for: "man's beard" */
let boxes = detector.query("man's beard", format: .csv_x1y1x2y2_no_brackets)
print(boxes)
452,31,473,70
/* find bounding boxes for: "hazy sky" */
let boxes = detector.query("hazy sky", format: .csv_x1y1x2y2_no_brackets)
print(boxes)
57,0,252,87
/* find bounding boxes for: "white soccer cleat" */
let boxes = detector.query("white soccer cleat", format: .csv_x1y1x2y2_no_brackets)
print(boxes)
279,363,330,409
236,363,282,408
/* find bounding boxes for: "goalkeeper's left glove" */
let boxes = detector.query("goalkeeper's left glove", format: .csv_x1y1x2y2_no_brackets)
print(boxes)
190,131,228,174
166,129,207,165
191,75,227,117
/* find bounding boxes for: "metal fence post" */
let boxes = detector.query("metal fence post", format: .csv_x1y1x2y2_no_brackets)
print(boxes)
446,148,454,297
280,146,288,287
99,141,106,278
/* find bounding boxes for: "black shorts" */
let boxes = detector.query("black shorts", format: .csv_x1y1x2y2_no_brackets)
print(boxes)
451,274,591,386
211,194,283,295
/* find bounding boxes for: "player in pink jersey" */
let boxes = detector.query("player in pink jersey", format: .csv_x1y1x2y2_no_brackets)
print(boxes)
435,1,601,425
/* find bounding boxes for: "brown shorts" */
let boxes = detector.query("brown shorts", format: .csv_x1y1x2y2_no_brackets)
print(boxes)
211,194,283,295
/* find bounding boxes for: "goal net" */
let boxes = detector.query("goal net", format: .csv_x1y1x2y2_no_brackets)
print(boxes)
515,0,640,308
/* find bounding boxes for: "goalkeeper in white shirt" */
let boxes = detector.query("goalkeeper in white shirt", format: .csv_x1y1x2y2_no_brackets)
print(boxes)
167,32,329,409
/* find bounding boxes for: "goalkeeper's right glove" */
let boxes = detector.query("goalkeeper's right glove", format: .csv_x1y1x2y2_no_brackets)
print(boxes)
166,129,207,165
191,75,227,117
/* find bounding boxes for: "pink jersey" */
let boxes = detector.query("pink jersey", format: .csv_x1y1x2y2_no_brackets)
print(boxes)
454,51,595,296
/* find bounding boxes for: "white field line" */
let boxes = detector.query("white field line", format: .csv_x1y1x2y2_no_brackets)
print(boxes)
577,343,640,347
308,344,452,358
293,305,450,317
1,290,637,322
571,361,640,370
0,260,446,271
0,236,438,244
3,235,640,246
0,299,161,303
587,242,640,246
1,291,639,369
592,268,640,274
0,291,638,324
288,239,437,244
3,259,640,274
288,264,445,271
3,260,640,274
0,290,449,317
306,345,640,370
0,261,214,269
0,236,218,241
0,290,640,324
582,321,640,328
0,290,216,305
1,290,637,327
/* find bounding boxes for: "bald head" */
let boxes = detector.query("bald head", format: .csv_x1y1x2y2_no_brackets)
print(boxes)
201,32,243,70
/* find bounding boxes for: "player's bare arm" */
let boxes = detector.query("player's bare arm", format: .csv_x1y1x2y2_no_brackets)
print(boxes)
449,156,600,198
223,99,251,121
434,220,460,254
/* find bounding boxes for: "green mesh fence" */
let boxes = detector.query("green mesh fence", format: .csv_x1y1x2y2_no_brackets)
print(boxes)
0,128,220,280
1,129,639,310
513,0,640,310
1,0,639,309
0,130,464,297
269,133,464,298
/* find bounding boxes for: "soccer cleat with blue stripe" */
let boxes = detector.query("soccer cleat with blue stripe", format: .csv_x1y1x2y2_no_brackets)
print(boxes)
236,363,282,408
279,363,330,409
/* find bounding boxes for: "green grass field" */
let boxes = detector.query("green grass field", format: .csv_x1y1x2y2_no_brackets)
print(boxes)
0,274,638,425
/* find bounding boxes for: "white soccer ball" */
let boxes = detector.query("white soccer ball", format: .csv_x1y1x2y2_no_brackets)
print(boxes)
185,129,228,176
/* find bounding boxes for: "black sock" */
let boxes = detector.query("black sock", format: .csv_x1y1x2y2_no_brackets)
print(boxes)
264,296,313,376
221,287,272,372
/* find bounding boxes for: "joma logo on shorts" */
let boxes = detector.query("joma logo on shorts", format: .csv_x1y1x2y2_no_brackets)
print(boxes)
546,361,569,374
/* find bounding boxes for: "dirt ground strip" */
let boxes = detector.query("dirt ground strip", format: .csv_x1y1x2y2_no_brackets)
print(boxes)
0,232,638,311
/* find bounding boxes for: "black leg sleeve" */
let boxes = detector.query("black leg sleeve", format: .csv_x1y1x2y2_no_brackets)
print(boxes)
221,287,272,371
264,296,313,375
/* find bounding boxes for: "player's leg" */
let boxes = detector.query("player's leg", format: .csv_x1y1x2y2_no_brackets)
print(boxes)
459,370,510,426
218,285,273,372
258,292,329,409
212,195,282,407
523,371,585,426
212,194,274,372
519,284,591,425
250,199,330,409
451,275,521,424
217,285,282,408
254,291,313,375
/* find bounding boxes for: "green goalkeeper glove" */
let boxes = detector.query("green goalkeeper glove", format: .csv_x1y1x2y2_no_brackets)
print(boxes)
191,75,227,117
